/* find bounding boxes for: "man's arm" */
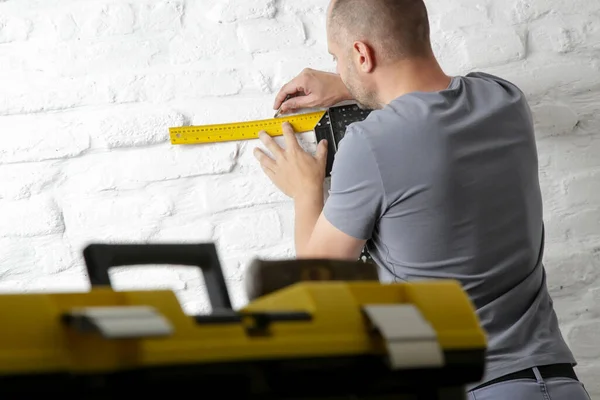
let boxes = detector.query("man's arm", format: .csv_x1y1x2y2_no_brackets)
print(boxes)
294,193,325,257
273,68,354,115
297,210,366,260
295,128,385,261
253,116,383,262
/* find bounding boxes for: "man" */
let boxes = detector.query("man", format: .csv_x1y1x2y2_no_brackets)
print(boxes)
253,0,590,399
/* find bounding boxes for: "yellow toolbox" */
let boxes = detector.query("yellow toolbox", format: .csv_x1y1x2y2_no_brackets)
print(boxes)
0,243,487,399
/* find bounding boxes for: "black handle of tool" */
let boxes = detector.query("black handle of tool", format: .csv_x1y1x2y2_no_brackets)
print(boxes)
83,243,232,310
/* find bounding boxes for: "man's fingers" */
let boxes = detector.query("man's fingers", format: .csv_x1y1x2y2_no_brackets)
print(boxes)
274,80,303,110
260,163,276,182
253,147,277,171
254,149,277,181
316,139,328,163
279,95,314,114
258,131,284,158
281,122,301,151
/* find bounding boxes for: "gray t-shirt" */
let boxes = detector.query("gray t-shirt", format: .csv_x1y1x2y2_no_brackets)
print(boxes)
322,72,576,389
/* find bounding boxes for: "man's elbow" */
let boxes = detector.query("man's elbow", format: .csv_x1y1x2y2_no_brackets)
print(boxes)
296,240,363,261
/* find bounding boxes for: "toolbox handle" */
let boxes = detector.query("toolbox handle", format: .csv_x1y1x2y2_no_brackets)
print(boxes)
83,243,232,310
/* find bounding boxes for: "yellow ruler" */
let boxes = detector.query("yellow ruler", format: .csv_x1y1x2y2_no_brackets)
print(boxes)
169,111,326,145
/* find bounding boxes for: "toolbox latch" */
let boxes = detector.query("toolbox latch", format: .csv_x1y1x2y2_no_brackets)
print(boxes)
363,304,444,370
63,306,174,339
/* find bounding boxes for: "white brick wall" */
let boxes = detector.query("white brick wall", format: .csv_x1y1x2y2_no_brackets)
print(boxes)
0,0,598,393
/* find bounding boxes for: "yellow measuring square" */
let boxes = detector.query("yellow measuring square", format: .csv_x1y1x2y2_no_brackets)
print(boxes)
169,111,326,145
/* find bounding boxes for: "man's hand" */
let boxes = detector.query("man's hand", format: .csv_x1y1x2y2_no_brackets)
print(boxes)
254,122,328,199
273,68,353,115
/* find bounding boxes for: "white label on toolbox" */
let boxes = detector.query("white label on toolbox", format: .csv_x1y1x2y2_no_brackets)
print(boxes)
69,306,174,339
363,304,444,369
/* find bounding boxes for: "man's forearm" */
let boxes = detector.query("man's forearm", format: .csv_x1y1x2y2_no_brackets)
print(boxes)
293,190,324,257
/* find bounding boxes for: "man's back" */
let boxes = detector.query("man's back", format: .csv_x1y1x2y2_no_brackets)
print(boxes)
323,72,576,387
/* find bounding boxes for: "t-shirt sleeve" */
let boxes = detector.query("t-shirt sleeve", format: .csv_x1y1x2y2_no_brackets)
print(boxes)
322,127,387,241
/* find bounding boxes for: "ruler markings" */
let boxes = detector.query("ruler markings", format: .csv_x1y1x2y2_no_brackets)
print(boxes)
169,111,326,145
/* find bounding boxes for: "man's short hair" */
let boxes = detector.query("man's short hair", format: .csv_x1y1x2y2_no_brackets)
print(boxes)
329,0,431,60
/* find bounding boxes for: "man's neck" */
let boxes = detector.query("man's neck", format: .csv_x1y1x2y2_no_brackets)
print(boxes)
375,56,452,105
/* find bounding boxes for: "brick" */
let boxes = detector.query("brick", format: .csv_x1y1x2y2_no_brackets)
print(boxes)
506,0,552,24
205,173,288,213
61,142,238,193
486,58,600,100
60,191,175,252
190,96,276,126
178,69,244,98
0,114,90,163
464,28,526,69
101,70,244,105
0,235,76,277
0,238,36,277
437,4,491,31
167,29,247,65
543,246,600,297
539,175,564,218
583,17,600,52
532,102,580,139
215,239,296,282
543,0,600,17
562,172,600,209
592,286,600,310
110,267,186,292
51,38,168,78
542,134,600,173
214,210,283,253
237,18,306,53
543,216,568,244
430,31,470,76
164,179,213,220
552,294,593,325
567,320,600,360
208,0,276,23
0,279,26,293
72,3,135,38
89,107,187,149
106,73,174,105
0,196,64,238
0,161,62,201
53,13,78,41
216,257,245,282
275,0,326,13
30,236,77,275
0,14,32,43
0,74,112,116
1,69,239,116
0,44,28,73
240,243,296,272
14,272,89,293
501,0,600,25
272,53,334,90
575,364,600,397
151,218,214,244
136,0,184,33
226,279,250,309
561,209,600,242
529,18,579,54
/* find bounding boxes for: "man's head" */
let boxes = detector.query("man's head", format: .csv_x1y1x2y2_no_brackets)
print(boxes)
326,0,433,109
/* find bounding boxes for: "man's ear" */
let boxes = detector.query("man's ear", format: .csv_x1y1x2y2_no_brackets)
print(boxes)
353,41,376,73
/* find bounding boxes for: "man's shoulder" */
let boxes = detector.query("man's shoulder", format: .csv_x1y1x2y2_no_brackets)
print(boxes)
341,70,531,140
347,98,440,145
462,71,527,97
